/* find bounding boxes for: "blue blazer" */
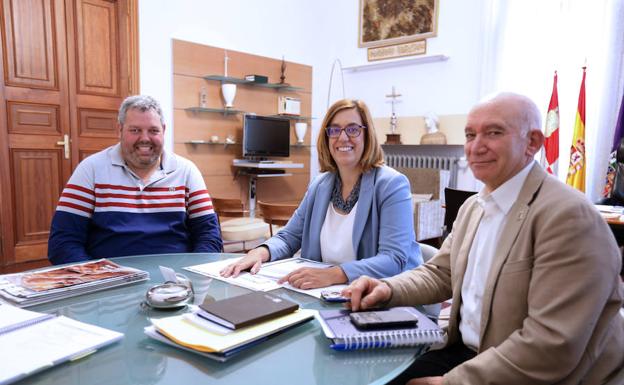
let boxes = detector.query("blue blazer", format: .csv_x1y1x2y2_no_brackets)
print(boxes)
264,165,422,281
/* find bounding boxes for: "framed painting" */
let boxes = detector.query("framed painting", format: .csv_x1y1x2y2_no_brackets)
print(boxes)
359,0,439,48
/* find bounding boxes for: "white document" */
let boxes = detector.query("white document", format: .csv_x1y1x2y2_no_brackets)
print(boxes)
281,282,348,299
0,303,53,333
184,257,343,298
0,314,122,384
184,257,281,292
182,312,233,335
595,204,624,214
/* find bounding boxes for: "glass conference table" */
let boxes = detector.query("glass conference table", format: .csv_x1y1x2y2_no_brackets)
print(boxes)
18,253,426,385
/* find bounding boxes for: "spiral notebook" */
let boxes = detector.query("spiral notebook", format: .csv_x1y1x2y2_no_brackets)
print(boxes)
317,307,445,351
0,303,123,384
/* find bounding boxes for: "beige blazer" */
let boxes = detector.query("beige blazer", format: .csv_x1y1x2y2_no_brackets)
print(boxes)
386,163,624,385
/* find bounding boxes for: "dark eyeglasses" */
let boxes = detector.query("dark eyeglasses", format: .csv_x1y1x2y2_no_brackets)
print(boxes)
325,124,365,138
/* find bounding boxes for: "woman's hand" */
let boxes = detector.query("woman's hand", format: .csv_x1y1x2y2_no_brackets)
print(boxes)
220,247,270,277
277,266,347,289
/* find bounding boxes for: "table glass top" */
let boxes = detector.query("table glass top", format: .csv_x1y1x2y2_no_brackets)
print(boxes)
17,253,422,385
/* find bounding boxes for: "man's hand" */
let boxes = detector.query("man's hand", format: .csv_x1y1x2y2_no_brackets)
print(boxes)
341,275,392,311
407,377,443,385
220,247,269,277
277,266,347,289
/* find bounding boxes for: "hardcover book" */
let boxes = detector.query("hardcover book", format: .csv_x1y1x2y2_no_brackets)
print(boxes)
198,291,299,329
245,74,268,83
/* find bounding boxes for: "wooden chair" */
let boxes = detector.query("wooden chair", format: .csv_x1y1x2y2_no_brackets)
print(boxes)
257,201,298,237
212,198,268,252
212,197,247,224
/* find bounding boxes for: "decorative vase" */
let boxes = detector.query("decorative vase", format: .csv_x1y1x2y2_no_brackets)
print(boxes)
221,83,237,108
295,122,307,144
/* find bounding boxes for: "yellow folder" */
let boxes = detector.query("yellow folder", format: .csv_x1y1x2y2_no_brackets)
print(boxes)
150,308,315,353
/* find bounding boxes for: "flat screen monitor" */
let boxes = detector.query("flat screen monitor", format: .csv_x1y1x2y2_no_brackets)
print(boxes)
243,114,290,159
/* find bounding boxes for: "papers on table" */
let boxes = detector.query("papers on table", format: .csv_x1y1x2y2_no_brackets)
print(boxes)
184,257,347,298
0,259,149,307
595,204,624,214
595,205,624,221
145,308,316,361
0,303,123,384
281,282,349,299
185,257,280,291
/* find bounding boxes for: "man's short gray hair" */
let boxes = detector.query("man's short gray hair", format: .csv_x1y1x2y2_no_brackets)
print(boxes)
477,92,542,134
118,95,164,126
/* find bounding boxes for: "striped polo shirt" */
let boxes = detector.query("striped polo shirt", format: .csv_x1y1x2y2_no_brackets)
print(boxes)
48,143,222,264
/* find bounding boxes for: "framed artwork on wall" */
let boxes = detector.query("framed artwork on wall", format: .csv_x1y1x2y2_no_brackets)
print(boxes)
359,0,439,48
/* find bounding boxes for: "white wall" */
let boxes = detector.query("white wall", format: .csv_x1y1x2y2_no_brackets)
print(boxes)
139,0,484,181
334,0,484,118
139,0,322,150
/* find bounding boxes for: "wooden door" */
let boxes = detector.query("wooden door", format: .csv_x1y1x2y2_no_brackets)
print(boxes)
0,0,138,273
0,0,72,271
65,0,135,163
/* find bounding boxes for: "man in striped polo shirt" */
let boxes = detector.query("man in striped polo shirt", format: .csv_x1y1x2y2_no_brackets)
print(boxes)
48,95,222,265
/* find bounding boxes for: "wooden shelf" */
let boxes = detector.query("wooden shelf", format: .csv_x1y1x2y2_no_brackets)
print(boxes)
342,54,449,72
267,114,313,121
203,75,304,92
182,141,310,149
183,140,239,147
185,106,242,115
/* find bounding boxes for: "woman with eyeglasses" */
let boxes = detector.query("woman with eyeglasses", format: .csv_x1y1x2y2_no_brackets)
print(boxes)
221,99,422,289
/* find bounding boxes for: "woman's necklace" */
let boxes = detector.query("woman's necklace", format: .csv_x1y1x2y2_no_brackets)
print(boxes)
331,174,362,214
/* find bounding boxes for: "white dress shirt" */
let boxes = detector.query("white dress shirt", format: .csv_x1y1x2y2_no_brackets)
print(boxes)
459,162,533,350
320,202,358,265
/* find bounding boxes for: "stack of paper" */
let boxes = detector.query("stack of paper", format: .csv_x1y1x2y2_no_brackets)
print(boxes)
184,257,347,299
0,259,149,307
0,303,123,384
145,308,316,361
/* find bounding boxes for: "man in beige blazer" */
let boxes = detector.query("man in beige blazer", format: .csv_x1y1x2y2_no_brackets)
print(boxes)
344,93,624,385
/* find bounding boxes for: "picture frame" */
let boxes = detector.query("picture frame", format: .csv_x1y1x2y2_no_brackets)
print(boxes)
359,0,439,48
368,40,426,62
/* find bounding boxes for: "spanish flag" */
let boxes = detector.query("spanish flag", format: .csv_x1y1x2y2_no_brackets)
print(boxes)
566,67,586,192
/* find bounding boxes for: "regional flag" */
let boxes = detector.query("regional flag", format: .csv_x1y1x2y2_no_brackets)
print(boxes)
542,71,560,175
602,88,624,197
566,67,586,192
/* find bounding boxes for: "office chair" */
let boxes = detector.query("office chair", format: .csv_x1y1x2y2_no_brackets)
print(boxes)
418,243,442,321
443,187,477,238
257,201,298,237
600,137,624,206
212,197,269,252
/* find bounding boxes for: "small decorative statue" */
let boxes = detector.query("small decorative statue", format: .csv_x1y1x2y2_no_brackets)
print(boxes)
420,111,447,144
385,86,402,144
280,56,287,84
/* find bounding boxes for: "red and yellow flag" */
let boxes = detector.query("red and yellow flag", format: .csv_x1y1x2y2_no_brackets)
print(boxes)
566,67,586,192
543,71,560,175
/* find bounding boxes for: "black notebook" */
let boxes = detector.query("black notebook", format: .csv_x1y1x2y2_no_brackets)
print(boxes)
198,291,299,329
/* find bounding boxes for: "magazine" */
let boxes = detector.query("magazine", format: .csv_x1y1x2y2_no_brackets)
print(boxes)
0,259,149,307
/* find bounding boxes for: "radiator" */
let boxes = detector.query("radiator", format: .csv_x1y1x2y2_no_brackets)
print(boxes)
385,154,459,187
